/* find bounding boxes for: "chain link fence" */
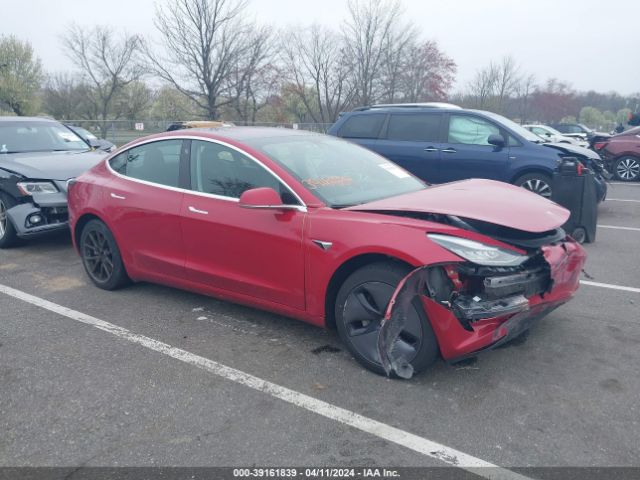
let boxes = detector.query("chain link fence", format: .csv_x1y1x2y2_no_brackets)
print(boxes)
65,120,334,146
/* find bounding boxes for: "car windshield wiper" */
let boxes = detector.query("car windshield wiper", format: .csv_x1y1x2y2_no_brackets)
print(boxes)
332,203,358,209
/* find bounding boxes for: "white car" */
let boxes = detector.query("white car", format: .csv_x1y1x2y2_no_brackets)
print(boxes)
523,124,589,148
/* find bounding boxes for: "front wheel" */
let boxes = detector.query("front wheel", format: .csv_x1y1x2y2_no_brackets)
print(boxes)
80,219,130,290
613,156,640,182
515,173,553,198
0,194,20,249
334,261,439,377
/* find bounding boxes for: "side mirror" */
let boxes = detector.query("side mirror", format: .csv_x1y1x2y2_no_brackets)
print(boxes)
89,139,101,148
239,187,283,208
239,187,303,212
487,134,505,148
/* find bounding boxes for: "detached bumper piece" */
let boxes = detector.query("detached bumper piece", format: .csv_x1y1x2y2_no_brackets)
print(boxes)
451,294,529,322
377,239,586,379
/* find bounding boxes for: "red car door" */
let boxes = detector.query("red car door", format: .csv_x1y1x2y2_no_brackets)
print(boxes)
180,139,305,310
105,139,187,281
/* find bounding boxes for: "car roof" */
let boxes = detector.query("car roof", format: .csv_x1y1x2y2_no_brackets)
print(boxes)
351,102,462,113
0,116,58,123
184,126,321,141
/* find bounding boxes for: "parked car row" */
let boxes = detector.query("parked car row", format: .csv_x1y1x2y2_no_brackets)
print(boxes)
327,103,609,199
522,124,589,148
0,113,587,378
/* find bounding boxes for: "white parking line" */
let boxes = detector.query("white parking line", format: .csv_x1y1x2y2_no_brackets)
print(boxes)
598,225,640,232
0,283,528,480
606,198,640,203
610,182,640,186
580,280,640,294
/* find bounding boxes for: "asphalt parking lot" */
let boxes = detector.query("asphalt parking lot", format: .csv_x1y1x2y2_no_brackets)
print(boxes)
1,182,639,476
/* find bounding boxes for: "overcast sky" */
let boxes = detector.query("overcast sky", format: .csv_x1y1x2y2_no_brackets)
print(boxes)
4,0,638,95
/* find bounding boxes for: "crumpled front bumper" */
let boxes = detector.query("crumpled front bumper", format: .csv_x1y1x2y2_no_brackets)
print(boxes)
5,191,69,238
377,239,586,378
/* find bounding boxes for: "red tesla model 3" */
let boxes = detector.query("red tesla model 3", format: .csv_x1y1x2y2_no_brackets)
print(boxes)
68,128,586,378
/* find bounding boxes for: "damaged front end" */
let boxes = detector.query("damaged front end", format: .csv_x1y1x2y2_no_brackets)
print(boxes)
7,188,69,238
378,236,586,379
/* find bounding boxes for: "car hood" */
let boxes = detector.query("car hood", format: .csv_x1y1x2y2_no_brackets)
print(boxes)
543,142,600,160
0,150,106,180
345,179,569,233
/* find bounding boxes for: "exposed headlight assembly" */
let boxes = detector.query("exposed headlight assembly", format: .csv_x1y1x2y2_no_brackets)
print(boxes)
16,181,59,196
428,234,528,267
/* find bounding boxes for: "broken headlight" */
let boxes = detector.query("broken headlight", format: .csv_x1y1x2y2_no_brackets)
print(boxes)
428,234,528,267
16,181,59,196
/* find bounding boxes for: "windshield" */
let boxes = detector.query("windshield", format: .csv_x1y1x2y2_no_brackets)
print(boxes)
71,126,98,141
481,111,544,143
0,121,89,154
245,134,425,207
543,125,564,136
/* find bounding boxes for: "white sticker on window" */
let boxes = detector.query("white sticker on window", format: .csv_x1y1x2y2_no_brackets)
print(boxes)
379,163,410,178
58,131,80,142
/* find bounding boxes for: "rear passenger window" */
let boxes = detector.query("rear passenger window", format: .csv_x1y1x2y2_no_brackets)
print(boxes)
386,114,441,142
448,115,501,146
338,114,385,139
109,140,182,188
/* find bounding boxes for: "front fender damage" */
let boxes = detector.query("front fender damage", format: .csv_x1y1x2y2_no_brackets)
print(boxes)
377,239,585,379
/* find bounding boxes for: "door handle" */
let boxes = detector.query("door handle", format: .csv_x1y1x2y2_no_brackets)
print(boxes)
423,147,439,152
110,193,126,200
441,148,457,154
188,206,209,215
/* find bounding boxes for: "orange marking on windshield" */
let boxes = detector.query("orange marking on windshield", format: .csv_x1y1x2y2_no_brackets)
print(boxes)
303,176,353,189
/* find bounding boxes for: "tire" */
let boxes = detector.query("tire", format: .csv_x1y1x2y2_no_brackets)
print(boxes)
79,219,130,290
613,156,640,182
514,172,553,198
0,193,20,249
334,261,439,377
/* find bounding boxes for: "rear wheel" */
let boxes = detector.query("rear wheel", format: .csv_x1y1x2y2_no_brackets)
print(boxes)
613,156,640,181
79,219,130,290
515,173,553,198
0,193,20,248
335,261,439,377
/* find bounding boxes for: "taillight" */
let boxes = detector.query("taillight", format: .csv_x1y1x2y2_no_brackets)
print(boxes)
593,141,607,151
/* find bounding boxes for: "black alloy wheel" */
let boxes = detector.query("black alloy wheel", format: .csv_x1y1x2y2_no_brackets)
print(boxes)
335,262,439,377
80,219,129,290
0,194,19,248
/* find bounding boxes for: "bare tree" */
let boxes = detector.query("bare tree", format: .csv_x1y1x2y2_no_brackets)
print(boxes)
378,24,416,103
397,40,456,102
42,73,84,120
342,0,406,106
114,81,155,121
146,0,266,120
62,25,143,136
280,25,354,123
494,56,520,113
228,26,279,123
467,63,499,109
514,73,536,123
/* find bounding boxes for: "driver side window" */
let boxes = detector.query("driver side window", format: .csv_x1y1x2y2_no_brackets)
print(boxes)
189,140,299,204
